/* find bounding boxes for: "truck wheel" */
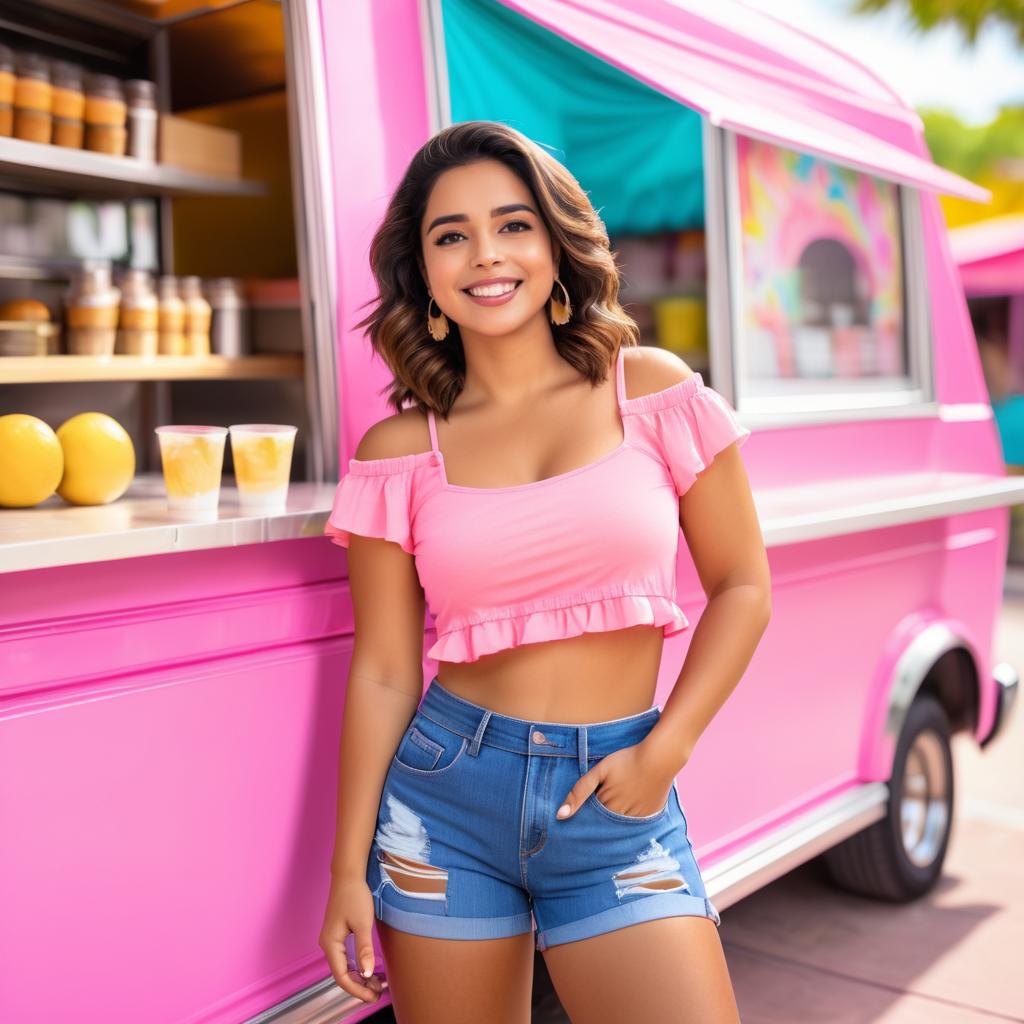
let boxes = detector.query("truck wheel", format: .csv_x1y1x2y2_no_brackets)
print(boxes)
821,693,954,901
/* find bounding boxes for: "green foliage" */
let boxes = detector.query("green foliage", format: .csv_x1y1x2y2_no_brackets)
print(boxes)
852,0,1024,45
920,106,1024,176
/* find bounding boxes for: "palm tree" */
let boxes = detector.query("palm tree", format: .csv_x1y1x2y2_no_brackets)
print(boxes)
853,0,1024,45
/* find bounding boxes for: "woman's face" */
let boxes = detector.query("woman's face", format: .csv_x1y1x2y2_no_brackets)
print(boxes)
419,158,559,339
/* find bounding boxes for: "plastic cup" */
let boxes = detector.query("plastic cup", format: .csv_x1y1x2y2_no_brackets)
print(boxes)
228,424,297,509
154,425,227,511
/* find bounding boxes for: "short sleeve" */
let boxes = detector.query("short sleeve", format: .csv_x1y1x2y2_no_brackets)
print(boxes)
623,374,751,497
324,455,418,553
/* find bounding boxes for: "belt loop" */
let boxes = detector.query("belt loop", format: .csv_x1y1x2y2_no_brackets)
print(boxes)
469,710,492,757
577,725,588,774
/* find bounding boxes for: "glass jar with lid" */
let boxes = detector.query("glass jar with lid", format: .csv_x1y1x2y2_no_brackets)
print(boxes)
13,52,52,144
84,72,126,156
157,275,186,356
65,259,121,356
0,44,14,137
179,276,212,356
50,60,85,149
116,269,158,356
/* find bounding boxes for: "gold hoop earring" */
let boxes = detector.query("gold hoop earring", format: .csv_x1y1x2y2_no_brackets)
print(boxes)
549,277,572,325
426,295,449,341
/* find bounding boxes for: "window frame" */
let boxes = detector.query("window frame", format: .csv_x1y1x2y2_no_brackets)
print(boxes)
704,124,936,427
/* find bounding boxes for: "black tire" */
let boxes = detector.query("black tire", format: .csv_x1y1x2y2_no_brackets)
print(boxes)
821,693,954,902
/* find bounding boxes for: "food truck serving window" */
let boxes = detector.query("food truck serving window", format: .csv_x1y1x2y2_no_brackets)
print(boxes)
730,134,928,415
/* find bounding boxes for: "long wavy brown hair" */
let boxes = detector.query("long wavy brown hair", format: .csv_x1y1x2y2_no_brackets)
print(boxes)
353,120,639,417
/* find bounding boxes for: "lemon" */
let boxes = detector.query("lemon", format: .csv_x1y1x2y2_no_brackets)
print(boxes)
56,412,136,505
0,414,65,507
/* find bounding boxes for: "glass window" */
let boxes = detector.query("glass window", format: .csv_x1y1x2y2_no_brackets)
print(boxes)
733,135,914,404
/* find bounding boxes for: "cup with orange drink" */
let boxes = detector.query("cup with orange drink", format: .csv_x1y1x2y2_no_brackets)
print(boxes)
154,425,227,511
228,424,297,508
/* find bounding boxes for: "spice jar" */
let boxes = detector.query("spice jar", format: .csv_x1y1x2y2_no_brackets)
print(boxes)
116,269,158,356
125,79,158,162
65,260,121,356
13,53,52,145
179,276,212,356
0,45,14,137
50,60,85,149
206,278,250,357
84,73,126,156
158,275,186,355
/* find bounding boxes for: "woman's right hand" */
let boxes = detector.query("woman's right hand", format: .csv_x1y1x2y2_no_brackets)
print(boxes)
319,875,386,1005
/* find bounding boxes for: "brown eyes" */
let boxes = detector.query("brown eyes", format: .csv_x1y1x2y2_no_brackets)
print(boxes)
435,220,532,246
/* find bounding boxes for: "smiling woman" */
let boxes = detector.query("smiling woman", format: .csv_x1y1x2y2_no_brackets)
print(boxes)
318,119,767,1022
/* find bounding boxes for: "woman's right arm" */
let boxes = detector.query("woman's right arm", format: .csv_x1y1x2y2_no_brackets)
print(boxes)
319,419,429,1004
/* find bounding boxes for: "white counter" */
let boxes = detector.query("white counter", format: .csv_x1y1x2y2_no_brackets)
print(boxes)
0,474,336,574
3,469,1023,576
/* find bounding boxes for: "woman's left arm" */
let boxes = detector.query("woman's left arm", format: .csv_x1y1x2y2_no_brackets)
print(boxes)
555,439,770,821
643,439,772,775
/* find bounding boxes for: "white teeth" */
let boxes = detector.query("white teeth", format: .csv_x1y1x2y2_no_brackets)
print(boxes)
467,281,519,297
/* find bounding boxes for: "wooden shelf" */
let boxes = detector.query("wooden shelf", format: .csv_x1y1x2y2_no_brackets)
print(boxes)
0,136,266,200
1,354,303,383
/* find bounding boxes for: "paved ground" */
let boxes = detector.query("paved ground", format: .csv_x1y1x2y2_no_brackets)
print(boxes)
368,571,1024,1022
706,573,1024,1023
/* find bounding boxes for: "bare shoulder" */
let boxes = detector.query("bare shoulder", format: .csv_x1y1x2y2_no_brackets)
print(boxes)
354,406,432,461
621,344,696,401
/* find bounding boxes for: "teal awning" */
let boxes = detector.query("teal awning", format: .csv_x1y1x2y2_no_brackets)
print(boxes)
441,0,705,235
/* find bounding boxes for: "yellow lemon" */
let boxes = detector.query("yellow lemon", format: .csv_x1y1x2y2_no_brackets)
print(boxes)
56,412,136,505
0,414,65,507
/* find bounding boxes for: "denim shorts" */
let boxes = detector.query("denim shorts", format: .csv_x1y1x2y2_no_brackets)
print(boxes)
366,678,721,951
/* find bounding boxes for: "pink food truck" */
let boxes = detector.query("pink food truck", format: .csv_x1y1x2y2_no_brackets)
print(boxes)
2,1,1023,1022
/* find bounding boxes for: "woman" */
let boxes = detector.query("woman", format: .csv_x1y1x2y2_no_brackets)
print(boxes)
319,120,770,1023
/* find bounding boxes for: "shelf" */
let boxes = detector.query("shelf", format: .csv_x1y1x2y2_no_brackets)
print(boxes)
0,354,303,383
0,137,267,200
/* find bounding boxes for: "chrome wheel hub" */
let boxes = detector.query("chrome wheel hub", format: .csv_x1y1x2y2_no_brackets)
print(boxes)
899,729,949,867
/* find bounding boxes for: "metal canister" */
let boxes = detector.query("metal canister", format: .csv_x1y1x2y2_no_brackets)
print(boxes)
125,79,158,162
205,277,249,357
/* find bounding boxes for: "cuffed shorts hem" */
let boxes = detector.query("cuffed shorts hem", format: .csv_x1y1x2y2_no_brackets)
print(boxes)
377,901,535,942
535,892,721,952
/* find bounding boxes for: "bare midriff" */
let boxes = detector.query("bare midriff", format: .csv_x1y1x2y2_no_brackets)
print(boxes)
435,623,666,724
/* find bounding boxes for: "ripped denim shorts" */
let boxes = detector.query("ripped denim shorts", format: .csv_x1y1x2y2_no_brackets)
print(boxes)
366,677,721,951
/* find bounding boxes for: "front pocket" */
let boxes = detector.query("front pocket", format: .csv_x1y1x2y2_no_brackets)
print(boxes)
391,719,467,775
586,789,672,825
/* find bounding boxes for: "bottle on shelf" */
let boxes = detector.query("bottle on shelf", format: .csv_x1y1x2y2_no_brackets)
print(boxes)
13,52,52,145
157,275,186,356
50,60,85,149
0,44,14,138
180,276,212,356
206,278,250,357
125,79,158,162
116,269,159,356
83,73,126,157
65,260,121,356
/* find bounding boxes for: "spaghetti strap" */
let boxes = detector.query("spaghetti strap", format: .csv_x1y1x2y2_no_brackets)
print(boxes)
427,408,440,454
615,345,626,405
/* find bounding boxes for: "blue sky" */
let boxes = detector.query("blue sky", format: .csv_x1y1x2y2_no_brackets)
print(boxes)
742,0,1024,123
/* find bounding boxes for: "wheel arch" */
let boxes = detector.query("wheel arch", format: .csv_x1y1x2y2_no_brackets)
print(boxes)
859,617,982,782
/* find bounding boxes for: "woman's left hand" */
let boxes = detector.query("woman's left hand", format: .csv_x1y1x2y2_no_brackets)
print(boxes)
554,739,682,820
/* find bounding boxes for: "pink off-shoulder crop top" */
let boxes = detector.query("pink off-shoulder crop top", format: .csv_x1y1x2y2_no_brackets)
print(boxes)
324,347,751,663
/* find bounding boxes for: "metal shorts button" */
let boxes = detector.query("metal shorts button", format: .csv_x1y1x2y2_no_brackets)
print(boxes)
532,730,546,743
